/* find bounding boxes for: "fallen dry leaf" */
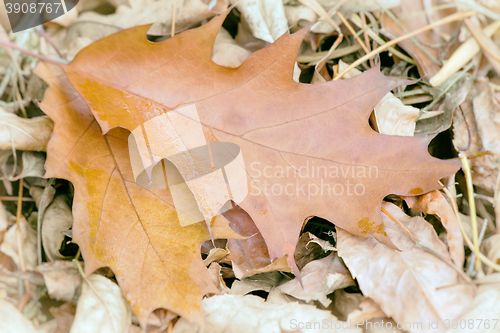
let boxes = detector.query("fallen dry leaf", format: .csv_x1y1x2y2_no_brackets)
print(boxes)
0,202,9,237
482,234,500,274
277,252,353,306
0,107,53,151
284,4,317,28
338,61,419,137
46,303,76,333
172,294,359,333
294,231,335,269
0,216,37,270
37,261,82,302
60,13,459,278
373,93,419,136
417,72,473,136
405,190,465,268
70,274,130,333
446,285,500,333
221,205,289,278
365,318,404,333
337,202,476,333
31,186,73,261
0,299,38,333
472,79,500,155
232,0,288,42
37,63,239,324
206,262,230,293
229,272,281,295
332,290,386,326
0,151,46,181
326,0,401,12
78,0,218,30
345,298,386,326
212,28,251,68
452,78,500,191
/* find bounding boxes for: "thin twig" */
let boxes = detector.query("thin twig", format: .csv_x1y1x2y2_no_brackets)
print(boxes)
334,11,476,80
442,187,500,272
0,40,66,65
350,13,415,65
15,178,32,307
0,196,34,202
459,153,481,273
171,0,178,37
360,12,373,66
15,178,26,272
335,12,369,54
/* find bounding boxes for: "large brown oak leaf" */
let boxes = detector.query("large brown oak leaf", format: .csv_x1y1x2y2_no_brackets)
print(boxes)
61,14,459,273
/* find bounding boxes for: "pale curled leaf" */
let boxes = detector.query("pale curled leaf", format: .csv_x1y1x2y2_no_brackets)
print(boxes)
446,285,500,333
346,299,386,326
37,261,81,302
482,234,500,275
277,253,353,306
31,186,73,261
172,294,360,333
374,94,419,136
229,272,281,295
318,0,400,12
0,151,45,181
416,73,473,136
212,29,251,68
337,202,476,333
472,80,500,155
231,0,289,42
284,4,317,28
0,217,37,270
0,202,10,235
70,274,130,333
0,109,53,151
0,299,38,333
338,61,418,137
294,232,335,269
332,290,386,325
405,190,465,268
451,97,491,189
78,0,216,30
43,303,76,333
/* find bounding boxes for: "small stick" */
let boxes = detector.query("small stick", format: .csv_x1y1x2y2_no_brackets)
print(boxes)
0,196,34,202
15,178,32,306
15,178,26,272
171,0,178,37
335,12,370,54
459,152,481,273
0,40,66,65
442,187,500,272
360,13,373,66
350,13,415,65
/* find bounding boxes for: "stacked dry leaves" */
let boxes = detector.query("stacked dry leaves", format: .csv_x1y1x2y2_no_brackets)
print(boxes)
0,0,499,332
